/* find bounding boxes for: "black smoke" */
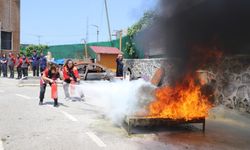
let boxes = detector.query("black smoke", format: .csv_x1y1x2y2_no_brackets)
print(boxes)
141,0,250,83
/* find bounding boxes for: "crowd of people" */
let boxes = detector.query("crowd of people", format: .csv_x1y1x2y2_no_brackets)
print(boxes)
0,50,123,107
0,50,47,79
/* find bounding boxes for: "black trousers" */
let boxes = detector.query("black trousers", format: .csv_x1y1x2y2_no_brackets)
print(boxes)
22,68,28,77
2,64,7,77
9,65,14,78
116,68,123,77
39,83,58,102
40,67,46,75
32,65,39,76
0,65,2,77
17,67,22,79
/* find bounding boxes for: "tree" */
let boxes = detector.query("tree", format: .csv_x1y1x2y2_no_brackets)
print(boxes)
24,45,48,57
125,11,155,58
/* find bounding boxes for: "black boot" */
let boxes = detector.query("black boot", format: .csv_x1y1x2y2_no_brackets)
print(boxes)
39,98,43,105
54,99,58,107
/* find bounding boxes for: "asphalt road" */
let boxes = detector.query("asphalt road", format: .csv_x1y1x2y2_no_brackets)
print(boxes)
0,78,250,150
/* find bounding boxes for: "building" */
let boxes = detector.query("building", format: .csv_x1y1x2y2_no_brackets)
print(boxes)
89,46,122,71
0,0,20,54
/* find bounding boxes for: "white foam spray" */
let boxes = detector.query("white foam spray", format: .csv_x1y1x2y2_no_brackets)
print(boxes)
77,79,156,126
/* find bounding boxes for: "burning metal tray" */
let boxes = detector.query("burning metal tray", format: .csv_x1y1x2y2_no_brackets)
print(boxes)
124,116,205,135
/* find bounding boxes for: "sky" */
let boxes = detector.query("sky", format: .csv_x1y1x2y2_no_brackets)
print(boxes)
21,0,157,45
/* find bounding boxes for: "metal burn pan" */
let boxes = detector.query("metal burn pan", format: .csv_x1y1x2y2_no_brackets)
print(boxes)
124,116,205,135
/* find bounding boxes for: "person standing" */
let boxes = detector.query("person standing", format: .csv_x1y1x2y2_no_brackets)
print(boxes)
0,55,2,77
16,54,23,79
1,54,8,78
62,59,81,100
39,53,47,74
21,54,29,77
8,53,16,78
116,54,124,77
39,64,60,107
31,50,40,76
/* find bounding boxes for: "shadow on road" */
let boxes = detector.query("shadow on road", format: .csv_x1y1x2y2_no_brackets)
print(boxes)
42,101,68,107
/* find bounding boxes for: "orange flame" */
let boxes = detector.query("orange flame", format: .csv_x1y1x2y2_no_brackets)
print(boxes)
148,76,212,121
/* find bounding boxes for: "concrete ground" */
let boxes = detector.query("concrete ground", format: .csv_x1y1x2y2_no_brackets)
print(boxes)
0,77,250,150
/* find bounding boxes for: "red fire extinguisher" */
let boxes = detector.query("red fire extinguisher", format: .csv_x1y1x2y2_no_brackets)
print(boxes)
51,82,58,99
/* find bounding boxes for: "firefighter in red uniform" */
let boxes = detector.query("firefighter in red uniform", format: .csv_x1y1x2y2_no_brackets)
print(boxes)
62,59,81,100
21,54,30,77
8,53,16,78
39,64,60,107
16,54,23,79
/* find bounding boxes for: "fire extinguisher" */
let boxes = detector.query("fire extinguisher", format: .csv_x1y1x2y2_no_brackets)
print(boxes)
51,81,58,99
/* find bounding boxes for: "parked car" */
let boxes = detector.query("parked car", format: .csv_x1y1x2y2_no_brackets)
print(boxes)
76,62,115,80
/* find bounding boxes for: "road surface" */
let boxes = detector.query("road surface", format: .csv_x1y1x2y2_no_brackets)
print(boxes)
0,78,250,150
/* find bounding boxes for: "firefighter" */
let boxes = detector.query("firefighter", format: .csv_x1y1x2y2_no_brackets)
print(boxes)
39,64,60,107
31,50,40,76
21,54,29,77
62,59,81,100
8,53,16,78
16,54,23,79
1,54,8,77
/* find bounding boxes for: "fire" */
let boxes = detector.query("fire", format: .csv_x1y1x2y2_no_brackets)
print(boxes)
148,75,212,121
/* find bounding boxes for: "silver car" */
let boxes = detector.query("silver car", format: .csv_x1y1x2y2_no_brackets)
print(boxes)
77,63,115,81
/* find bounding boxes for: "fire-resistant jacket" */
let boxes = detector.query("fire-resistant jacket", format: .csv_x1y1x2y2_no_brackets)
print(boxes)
21,57,30,69
16,57,23,68
63,66,80,83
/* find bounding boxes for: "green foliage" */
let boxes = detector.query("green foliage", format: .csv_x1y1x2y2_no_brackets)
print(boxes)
125,11,155,57
23,44,48,57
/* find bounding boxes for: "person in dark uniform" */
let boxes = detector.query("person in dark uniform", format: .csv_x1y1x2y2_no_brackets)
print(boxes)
0,55,2,77
21,54,29,77
39,53,47,74
31,50,40,76
1,54,8,77
39,64,60,107
16,54,23,79
116,54,124,77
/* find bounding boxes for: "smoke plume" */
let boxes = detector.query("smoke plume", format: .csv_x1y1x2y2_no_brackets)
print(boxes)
141,0,250,83
78,80,156,126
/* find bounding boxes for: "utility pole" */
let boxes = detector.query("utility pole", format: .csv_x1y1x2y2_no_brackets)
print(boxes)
119,30,123,51
81,39,88,59
91,25,99,42
86,18,89,43
37,35,41,45
104,0,112,42
30,34,42,45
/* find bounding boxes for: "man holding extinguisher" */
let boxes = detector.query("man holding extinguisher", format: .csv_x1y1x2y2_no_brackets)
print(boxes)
39,64,60,107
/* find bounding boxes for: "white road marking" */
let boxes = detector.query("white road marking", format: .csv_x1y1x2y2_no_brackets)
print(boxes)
15,94,31,100
0,140,4,150
60,110,78,122
86,132,107,148
0,90,4,93
46,105,78,122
